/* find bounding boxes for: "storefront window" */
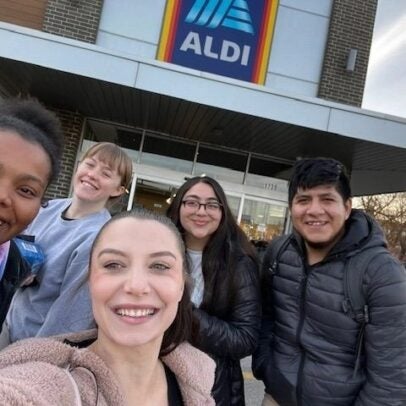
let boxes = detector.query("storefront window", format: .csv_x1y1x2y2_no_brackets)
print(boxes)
246,156,290,193
80,121,290,238
195,146,247,184
240,198,287,242
85,120,142,162
140,135,195,173
225,194,241,219
131,178,175,215
248,156,291,178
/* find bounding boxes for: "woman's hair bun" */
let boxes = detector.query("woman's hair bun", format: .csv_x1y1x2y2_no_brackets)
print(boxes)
0,97,64,156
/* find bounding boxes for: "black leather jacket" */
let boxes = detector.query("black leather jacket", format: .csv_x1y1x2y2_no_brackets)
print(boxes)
0,240,30,330
252,210,406,406
191,254,261,405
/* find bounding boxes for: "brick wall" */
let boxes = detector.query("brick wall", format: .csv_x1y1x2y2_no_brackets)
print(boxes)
45,108,83,199
42,0,104,43
318,0,378,107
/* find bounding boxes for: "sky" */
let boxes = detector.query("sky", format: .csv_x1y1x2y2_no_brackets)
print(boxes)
362,0,406,118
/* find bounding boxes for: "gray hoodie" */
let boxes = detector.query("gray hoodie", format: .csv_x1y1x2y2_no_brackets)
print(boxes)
7,198,111,341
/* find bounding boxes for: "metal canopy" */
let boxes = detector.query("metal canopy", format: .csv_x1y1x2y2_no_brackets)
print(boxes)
1,56,405,196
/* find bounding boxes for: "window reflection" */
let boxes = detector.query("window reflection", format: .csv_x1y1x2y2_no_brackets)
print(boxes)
225,195,241,219
240,198,286,242
141,136,195,173
195,146,247,184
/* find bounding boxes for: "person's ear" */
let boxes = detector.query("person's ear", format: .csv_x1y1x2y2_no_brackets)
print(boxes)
110,185,126,198
178,283,185,303
344,198,352,220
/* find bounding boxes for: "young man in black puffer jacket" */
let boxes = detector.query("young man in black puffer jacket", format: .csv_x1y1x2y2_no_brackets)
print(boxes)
253,157,406,406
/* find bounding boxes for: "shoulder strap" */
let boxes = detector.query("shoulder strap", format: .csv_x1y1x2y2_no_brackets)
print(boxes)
342,245,389,377
342,246,388,323
263,234,292,277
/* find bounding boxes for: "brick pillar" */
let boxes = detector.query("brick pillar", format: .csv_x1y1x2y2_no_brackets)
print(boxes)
318,0,378,107
42,0,104,43
45,109,84,199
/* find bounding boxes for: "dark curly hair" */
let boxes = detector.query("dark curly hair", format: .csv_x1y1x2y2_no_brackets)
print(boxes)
0,97,64,183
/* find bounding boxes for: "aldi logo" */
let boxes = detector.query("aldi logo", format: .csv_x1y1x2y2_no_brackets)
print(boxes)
157,0,279,84
185,0,255,34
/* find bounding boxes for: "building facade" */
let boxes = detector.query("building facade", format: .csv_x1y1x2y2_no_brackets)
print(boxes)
0,0,405,241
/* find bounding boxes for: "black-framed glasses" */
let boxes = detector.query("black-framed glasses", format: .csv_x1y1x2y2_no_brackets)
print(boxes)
181,199,222,213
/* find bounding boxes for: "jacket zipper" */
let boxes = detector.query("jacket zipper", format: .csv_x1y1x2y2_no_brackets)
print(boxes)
296,262,310,406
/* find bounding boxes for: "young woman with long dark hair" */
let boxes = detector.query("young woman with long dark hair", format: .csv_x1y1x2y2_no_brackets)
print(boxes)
167,176,261,405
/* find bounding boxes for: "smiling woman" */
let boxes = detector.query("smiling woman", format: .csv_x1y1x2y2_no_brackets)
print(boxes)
167,176,261,405
0,132,50,243
0,97,63,331
6,142,133,343
89,213,185,352
0,209,215,405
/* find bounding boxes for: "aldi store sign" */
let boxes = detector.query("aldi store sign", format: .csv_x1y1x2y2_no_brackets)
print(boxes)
157,0,279,84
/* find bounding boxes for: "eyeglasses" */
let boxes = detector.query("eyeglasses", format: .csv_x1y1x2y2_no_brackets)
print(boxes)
181,199,222,213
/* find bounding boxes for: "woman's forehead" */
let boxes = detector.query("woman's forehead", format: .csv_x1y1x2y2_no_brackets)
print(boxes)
97,218,179,248
87,152,117,170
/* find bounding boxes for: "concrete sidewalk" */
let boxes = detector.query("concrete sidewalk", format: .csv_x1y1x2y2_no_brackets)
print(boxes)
242,356,265,406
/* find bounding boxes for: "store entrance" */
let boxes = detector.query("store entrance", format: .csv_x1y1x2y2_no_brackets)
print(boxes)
131,178,176,215
80,123,290,245
126,174,289,246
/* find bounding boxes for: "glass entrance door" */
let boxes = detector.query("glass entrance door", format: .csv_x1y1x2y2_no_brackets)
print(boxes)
239,196,287,242
130,178,176,215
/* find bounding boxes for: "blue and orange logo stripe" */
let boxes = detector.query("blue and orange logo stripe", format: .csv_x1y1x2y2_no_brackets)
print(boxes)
157,0,182,61
252,0,278,83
